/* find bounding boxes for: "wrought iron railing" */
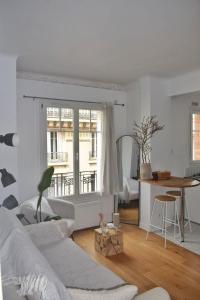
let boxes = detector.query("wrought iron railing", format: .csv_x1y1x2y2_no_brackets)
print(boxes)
48,170,97,197
47,152,68,163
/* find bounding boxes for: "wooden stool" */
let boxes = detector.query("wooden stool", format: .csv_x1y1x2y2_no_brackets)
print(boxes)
146,194,181,248
166,190,192,232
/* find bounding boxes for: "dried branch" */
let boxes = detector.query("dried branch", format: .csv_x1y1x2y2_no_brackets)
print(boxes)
133,116,164,163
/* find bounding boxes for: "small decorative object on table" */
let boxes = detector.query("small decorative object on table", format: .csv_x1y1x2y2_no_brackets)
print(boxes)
152,171,171,180
99,213,108,234
107,222,115,229
94,228,123,256
113,212,120,229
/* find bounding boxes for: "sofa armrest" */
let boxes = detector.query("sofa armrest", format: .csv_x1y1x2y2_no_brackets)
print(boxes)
47,197,75,220
134,287,170,300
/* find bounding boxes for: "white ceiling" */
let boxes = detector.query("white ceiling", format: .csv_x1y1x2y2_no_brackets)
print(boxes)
1,0,200,84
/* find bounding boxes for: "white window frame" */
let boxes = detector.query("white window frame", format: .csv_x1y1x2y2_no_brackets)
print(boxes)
190,109,200,164
40,99,103,201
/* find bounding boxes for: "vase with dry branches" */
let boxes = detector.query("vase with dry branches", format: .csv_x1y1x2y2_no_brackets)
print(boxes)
133,116,164,179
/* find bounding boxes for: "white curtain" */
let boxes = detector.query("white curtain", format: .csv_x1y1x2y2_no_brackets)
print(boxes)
99,103,119,195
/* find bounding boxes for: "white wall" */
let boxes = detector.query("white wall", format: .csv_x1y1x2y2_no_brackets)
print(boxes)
168,69,200,96
125,81,141,134
0,54,18,205
17,78,127,229
150,77,172,171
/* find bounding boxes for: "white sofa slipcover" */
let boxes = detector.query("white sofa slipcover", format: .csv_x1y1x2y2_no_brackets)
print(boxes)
3,220,170,300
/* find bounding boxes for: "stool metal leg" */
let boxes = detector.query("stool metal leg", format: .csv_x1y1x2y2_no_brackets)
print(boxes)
174,201,176,240
175,200,181,242
177,195,192,233
146,200,157,240
164,202,167,248
162,202,165,234
185,200,192,232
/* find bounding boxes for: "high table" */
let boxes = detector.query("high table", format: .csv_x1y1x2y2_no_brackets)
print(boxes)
140,176,200,242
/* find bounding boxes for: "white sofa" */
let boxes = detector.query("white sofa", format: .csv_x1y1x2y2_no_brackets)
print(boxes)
2,213,171,300
20,196,75,237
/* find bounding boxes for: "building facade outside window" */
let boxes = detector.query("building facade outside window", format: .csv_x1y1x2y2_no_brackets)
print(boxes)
191,112,200,161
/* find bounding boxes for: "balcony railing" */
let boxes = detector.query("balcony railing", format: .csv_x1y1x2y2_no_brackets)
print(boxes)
47,152,68,163
47,109,97,121
48,170,97,197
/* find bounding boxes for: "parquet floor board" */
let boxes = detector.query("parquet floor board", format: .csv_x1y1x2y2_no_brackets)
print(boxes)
74,224,200,300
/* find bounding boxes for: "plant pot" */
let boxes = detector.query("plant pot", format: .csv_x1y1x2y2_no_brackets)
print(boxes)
140,163,152,179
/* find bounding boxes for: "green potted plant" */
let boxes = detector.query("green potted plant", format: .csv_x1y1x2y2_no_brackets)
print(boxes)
133,116,164,179
35,166,54,223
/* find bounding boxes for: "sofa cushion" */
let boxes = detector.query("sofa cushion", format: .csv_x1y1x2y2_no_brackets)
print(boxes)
55,218,74,237
25,222,171,300
0,208,72,300
68,284,138,300
25,221,66,245
27,222,124,290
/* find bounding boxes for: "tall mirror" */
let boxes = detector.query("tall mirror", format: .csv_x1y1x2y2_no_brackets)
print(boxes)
116,135,140,225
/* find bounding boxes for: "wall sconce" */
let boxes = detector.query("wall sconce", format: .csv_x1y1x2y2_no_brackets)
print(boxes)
0,133,19,147
1,194,18,209
0,169,16,187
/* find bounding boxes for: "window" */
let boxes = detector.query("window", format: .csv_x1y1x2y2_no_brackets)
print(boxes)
50,132,57,160
79,109,102,194
45,103,103,198
91,132,97,159
191,112,200,161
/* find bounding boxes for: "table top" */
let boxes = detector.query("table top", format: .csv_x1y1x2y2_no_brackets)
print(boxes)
95,228,122,235
140,176,200,188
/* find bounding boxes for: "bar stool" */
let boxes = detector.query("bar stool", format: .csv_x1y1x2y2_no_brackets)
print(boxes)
166,190,192,232
146,194,181,248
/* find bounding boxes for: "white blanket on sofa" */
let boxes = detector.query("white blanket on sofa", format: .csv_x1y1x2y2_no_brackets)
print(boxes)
27,222,124,290
0,208,71,300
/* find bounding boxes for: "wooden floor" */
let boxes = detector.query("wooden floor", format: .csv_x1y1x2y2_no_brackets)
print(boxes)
74,224,200,300
118,199,139,225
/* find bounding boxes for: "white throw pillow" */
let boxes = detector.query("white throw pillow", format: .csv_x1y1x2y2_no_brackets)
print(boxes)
26,220,65,245
0,208,72,300
68,284,138,300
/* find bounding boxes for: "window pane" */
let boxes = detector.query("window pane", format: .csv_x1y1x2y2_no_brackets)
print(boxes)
192,113,200,160
79,109,102,194
47,107,74,197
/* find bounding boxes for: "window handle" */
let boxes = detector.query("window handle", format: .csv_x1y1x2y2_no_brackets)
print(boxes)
76,153,79,161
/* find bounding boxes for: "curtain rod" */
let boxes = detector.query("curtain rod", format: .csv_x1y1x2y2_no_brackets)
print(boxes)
23,95,125,107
